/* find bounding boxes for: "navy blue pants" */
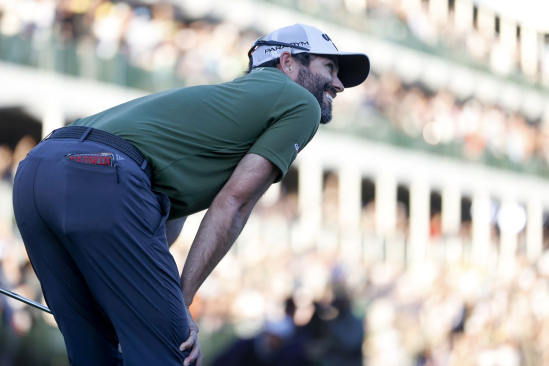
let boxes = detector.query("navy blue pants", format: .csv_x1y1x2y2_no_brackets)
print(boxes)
13,138,192,365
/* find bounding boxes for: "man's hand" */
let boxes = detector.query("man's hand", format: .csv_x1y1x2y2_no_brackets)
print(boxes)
179,306,203,366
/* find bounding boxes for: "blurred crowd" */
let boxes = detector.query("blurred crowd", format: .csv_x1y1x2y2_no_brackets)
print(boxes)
5,0,538,84
270,0,543,81
1,0,547,169
355,71,549,166
365,254,549,366
0,0,257,85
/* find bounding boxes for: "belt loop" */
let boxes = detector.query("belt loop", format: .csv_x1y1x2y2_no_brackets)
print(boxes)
79,127,93,142
140,159,148,171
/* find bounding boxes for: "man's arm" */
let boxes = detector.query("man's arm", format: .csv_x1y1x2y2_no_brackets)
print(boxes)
180,153,279,306
166,217,187,247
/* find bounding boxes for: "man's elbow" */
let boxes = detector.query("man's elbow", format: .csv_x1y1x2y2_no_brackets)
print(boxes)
215,193,256,218
224,194,243,210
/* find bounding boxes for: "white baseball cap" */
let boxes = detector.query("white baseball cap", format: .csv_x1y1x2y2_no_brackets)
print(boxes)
248,23,370,88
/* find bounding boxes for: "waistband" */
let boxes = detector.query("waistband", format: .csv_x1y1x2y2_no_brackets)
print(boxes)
44,126,153,181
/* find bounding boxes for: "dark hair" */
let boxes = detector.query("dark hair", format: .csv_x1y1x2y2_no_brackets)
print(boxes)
245,53,316,74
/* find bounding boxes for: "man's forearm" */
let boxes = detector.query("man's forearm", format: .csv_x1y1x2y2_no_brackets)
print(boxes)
180,196,253,306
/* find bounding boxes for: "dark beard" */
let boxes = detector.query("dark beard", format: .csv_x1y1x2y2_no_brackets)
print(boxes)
296,67,335,124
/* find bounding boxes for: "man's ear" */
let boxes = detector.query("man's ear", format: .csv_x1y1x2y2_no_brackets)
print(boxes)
278,52,300,81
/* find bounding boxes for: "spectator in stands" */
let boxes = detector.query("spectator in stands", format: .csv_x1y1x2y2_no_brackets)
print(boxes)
211,317,294,366
323,285,363,366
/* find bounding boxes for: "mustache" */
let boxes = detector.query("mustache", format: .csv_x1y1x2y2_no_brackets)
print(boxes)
324,84,337,97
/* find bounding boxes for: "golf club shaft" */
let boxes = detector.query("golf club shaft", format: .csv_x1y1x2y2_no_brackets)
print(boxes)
0,287,52,314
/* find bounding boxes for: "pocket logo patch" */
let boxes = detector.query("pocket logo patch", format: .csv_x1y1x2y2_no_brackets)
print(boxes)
66,153,114,166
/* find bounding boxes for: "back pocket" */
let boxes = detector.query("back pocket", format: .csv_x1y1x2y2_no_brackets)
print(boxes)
63,157,117,234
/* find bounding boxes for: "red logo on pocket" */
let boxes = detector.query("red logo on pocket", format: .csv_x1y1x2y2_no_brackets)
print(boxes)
66,153,114,166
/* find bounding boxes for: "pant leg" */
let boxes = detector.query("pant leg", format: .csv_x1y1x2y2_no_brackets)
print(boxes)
13,154,120,366
18,139,193,366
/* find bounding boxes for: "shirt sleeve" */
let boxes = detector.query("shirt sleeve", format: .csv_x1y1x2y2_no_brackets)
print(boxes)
247,86,321,183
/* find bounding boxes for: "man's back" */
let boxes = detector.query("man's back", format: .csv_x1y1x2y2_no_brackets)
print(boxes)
73,68,320,219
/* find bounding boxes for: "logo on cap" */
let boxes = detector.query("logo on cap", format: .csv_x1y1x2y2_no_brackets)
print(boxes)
322,34,338,51
264,41,309,54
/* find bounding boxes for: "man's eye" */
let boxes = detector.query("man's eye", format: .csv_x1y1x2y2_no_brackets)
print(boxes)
327,64,334,71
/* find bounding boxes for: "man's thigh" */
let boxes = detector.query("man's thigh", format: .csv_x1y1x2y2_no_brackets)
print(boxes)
71,190,192,365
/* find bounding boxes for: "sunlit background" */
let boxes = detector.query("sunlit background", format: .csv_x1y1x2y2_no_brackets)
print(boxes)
2,0,549,365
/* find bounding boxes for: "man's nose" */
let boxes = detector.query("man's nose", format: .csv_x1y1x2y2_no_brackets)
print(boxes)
333,75,344,93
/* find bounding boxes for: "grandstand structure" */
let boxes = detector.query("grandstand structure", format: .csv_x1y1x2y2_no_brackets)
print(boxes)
1,0,548,271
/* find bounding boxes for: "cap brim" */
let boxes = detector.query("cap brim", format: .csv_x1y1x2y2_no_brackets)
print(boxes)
312,51,370,88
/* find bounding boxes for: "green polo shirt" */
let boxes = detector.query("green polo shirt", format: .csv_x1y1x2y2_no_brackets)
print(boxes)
72,68,320,219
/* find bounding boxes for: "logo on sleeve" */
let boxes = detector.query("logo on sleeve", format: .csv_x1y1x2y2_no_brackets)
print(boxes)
295,143,300,153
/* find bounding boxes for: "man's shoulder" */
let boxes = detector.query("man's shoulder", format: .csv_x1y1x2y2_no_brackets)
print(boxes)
234,67,287,90
245,67,286,80
243,68,318,108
